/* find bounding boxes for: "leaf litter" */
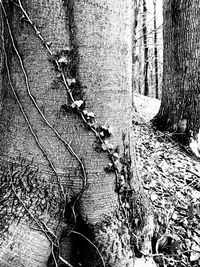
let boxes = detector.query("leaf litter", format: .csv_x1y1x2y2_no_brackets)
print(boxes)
133,94,200,267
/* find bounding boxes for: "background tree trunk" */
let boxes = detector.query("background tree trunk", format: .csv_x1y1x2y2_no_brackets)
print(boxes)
153,0,200,141
132,0,141,106
142,0,149,96
153,0,159,99
0,1,153,266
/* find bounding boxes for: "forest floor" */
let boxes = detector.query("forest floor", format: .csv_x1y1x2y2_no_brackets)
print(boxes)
133,93,200,267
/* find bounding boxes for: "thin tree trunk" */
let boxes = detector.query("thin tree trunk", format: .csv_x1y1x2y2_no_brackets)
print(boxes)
138,35,142,94
153,0,200,142
132,0,141,107
153,0,159,99
142,0,149,96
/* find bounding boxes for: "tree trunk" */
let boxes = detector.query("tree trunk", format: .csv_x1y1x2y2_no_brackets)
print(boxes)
138,35,143,95
0,1,153,266
153,0,200,142
153,0,159,99
132,0,141,106
142,0,149,96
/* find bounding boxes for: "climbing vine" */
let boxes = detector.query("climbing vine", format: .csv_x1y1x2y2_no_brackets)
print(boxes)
0,0,136,266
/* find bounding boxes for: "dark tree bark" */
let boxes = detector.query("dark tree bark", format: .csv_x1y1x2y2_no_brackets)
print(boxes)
153,0,200,143
142,0,149,96
153,0,159,99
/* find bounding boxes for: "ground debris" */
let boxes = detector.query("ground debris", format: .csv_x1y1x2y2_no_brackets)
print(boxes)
133,94,200,267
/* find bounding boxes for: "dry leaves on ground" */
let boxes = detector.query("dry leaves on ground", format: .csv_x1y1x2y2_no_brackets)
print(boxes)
133,94,200,267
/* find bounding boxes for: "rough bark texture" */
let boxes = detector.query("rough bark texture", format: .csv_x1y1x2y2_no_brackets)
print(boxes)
0,1,153,266
153,0,200,141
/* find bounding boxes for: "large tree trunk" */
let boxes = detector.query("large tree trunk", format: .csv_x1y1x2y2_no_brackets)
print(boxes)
132,0,141,106
153,0,200,142
0,1,153,266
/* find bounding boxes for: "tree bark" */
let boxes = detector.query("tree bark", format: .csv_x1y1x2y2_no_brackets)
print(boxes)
153,0,159,99
153,0,200,142
0,1,153,266
132,0,141,106
142,0,149,96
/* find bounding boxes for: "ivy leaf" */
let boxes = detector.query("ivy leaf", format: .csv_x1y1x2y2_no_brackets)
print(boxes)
67,78,76,86
96,125,113,139
58,56,68,65
104,163,115,173
82,109,88,115
101,143,108,151
71,100,84,109
46,41,52,47
112,152,119,160
104,140,114,150
102,125,113,136
101,141,114,151
82,110,95,126
87,112,95,118
100,131,104,137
